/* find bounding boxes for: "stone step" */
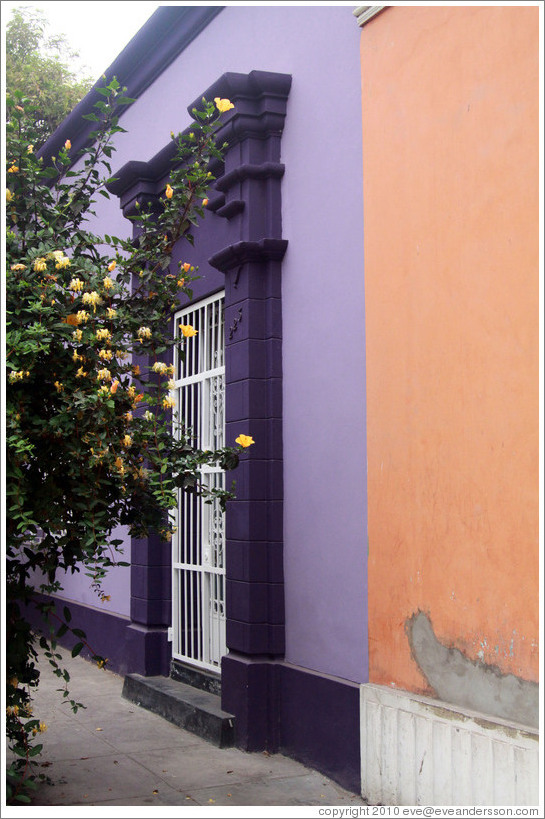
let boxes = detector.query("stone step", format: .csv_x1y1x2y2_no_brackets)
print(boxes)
122,673,236,748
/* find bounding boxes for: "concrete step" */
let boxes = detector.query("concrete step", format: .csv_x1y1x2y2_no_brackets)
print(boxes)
122,673,236,748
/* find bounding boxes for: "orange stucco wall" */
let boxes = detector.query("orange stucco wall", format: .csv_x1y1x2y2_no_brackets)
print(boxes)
361,5,539,692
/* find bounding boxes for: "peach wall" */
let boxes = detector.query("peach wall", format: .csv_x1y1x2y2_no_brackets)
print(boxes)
361,6,539,691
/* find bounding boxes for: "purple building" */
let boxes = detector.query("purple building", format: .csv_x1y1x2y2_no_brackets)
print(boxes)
38,6,367,793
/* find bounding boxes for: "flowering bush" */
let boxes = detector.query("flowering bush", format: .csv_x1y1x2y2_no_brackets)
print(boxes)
5,79,250,802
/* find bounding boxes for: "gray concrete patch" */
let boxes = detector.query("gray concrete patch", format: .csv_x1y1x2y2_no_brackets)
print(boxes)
406,610,539,728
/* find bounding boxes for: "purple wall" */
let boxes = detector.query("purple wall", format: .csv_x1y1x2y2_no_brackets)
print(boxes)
57,6,368,685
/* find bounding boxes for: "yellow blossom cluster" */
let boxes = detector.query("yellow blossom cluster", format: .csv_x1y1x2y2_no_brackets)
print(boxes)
180,324,197,338
73,329,83,341
9,370,30,382
98,349,113,361
107,307,117,319
82,291,102,311
76,310,90,323
95,328,111,342
162,396,175,410
48,250,71,269
152,361,169,375
97,368,112,382
33,257,47,272
69,278,84,292
102,276,114,290
138,326,152,339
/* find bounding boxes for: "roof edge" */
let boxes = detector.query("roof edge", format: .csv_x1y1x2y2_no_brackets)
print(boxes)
38,6,224,163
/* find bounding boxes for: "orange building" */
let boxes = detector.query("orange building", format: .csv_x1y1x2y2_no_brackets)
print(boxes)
357,4,539,805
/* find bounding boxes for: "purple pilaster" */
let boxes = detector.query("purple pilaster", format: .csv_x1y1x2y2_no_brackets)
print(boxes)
203,72,291,751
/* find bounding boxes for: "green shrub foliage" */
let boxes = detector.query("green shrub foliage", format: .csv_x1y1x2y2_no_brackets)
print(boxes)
6,79,245,802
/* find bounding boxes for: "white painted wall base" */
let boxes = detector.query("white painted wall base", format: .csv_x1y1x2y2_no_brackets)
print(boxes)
360,683,539,806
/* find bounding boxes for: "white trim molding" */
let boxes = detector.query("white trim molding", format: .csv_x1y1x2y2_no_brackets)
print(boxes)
360,683,539,806
353,6,387,27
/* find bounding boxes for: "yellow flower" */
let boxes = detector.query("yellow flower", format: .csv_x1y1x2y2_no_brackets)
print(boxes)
122,434,132,448
110,380,119,394
202,198,209,207
114,456,125,475
180,324,197,338
76,366,88,378
165,184,173,199
33,257,47,272
167,378,175,390
10,263,26,270
152,361,169,374
73,329,83,341
55,256,71,269
96,658,108,668
27,144,33,153
76,310,90,323
69,278,84,291
54,381,64,392
64,139,71,150
138,326,152,339
107,307,117,319
82,291,102,311
181,262,191,273
97,368,112,381
98,349,113,361
72,350,83,362
39,722,47,733
8,165,18,173
102,276,114,290
124,411,133,421
107,260,116,272
95,328,111,341
162,396,175,410
214,97,234,113
236,434,255,448
6,189,14,202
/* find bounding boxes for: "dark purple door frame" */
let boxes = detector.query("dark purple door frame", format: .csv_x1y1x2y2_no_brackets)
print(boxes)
110,71,291,751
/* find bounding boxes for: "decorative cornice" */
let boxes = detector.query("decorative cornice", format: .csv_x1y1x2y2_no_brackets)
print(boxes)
353,6,387,26
107,71,291,219
208,239,289,274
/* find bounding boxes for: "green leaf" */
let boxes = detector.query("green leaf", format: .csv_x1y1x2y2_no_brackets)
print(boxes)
71,642,84,657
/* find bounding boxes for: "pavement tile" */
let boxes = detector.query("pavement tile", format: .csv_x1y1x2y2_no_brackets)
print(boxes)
188,774,365,806
14,648,366,807
28,753,182,806
126,744,311,792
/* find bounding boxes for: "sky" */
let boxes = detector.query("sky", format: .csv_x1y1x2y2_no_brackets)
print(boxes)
2,0,162,81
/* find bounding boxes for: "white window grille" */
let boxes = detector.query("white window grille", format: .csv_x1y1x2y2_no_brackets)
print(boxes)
171,291,226,672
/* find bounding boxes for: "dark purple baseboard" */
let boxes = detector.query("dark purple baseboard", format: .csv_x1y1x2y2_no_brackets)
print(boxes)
279,662,361,794
25,594,168,677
